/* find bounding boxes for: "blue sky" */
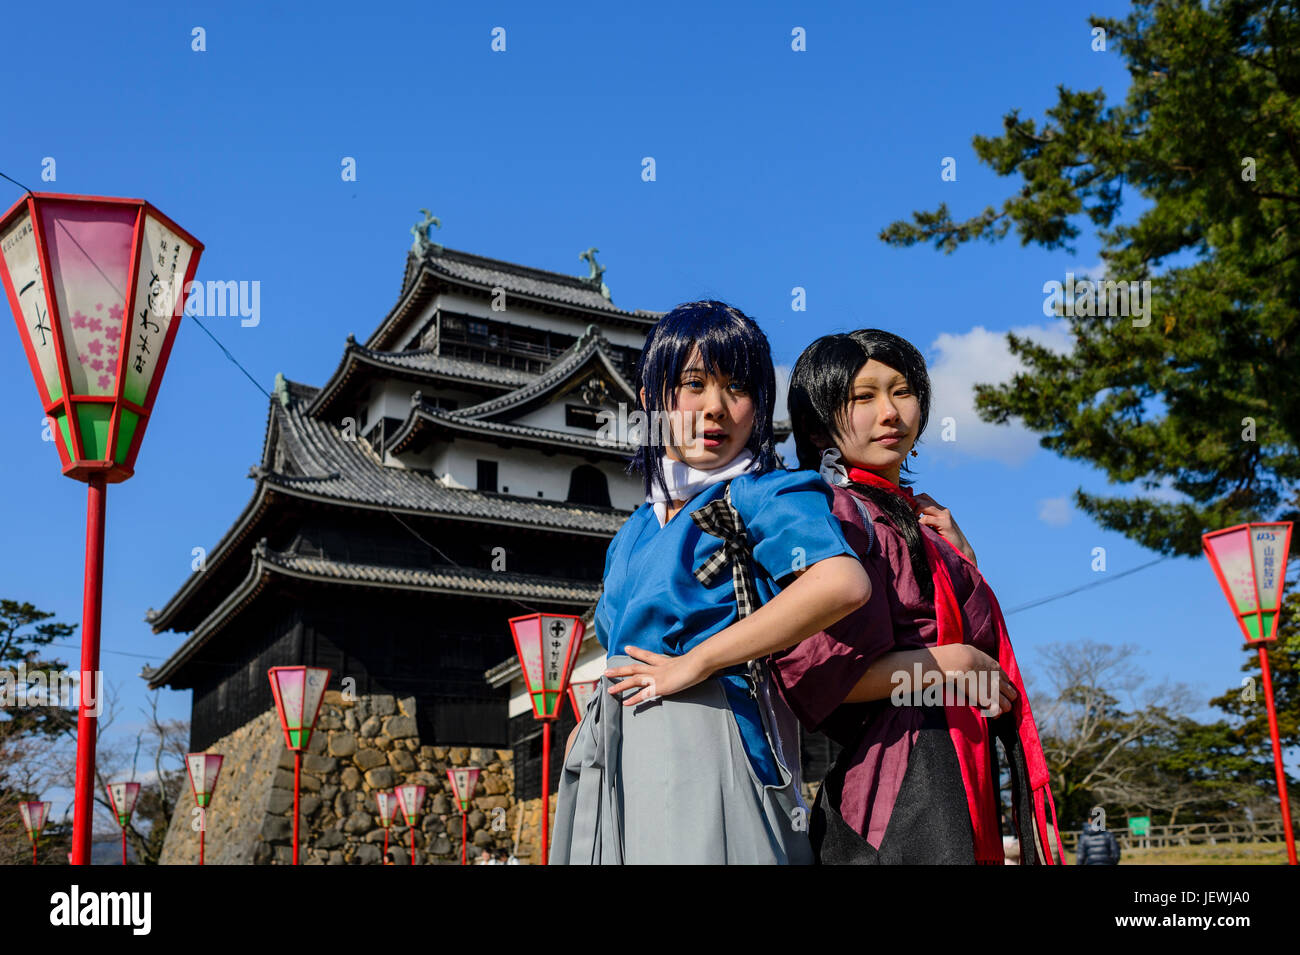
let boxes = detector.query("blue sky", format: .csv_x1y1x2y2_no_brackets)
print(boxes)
2,0,1290,818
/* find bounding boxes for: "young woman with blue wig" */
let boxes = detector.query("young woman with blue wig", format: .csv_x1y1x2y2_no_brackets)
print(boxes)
549,302,992,864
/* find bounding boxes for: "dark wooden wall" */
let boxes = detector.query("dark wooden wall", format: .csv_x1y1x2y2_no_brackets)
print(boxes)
187,587,515,751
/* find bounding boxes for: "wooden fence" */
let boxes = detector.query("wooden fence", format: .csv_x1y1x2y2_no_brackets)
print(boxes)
1058,819,1293,852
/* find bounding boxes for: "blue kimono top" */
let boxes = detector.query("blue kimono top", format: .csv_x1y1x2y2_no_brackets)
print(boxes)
595,467,858,786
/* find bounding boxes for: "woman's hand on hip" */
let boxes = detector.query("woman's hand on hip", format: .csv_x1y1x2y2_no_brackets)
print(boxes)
604,645,711,706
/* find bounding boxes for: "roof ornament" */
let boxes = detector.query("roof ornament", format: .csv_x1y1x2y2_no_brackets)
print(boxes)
579,247,611,300
411,209,443,257
273,372,291,408
581,375,610,407
411,390,423,408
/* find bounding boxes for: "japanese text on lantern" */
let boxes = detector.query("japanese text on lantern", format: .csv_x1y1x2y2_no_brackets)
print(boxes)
133,237,179,375
1258,530,1276,599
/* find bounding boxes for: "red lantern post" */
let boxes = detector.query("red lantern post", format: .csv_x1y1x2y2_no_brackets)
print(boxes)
185,753,223,865
268,666,331,865
447,766,482,865
395,783,426,866
1203,521,1297,865
106,781,141,865
0,193,203,865
19,801,51,865
508,613,583,865
375,791,399,864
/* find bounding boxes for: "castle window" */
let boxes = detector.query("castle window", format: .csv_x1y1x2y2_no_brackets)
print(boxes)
566,465,610,507
476,459,498,492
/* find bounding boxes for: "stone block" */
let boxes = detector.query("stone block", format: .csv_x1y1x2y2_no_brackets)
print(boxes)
341,766,361,790
267,789,294,814
328,732,357,757
371,695,396,717
364,767,395,789
303,754,337,775
261,815,291,841
387,749,415,773
353,844,381,865
359,715,381,738
315,830,344,849
353,748,386,771
343,810,372,834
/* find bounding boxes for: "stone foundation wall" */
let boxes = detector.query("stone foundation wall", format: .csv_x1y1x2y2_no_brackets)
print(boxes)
160,691,527,864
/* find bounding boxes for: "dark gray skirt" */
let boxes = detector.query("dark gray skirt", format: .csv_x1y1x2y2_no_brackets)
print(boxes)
549,655,813,865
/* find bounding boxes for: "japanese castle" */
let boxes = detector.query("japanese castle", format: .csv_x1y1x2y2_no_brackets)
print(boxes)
143,228,816,802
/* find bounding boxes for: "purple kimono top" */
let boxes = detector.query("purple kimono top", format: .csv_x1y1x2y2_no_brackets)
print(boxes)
769,482,1000,846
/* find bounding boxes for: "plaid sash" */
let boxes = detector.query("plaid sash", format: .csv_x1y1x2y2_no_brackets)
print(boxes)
690,481,768,701
690,482,760,618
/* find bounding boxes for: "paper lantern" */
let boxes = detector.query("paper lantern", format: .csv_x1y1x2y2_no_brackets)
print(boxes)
186,753,224,808
267,666,331,751
509,613,584,719
1203,522,1293,644
0,192,202,483
106,781,141,828
447,767,482,813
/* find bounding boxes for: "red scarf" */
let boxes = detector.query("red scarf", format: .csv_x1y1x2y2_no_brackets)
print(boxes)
847,467,1063,865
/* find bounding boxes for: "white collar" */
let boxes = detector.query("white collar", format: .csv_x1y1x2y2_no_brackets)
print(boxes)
818,447,851,487
646,448,757,527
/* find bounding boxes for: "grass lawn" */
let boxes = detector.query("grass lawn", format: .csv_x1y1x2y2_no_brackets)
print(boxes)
1113,842,1291,865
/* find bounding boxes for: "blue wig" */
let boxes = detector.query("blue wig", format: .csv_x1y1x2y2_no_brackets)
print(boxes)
628,300,779,501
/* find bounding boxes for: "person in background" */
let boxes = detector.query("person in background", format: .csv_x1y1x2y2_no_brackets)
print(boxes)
1076,819,1121,865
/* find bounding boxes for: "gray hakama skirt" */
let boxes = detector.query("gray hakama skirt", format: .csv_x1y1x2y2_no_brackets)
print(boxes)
549,654,813,865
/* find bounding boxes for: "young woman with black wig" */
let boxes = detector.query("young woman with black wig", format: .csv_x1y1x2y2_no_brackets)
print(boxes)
548,305,1001,864
771,329,1063,865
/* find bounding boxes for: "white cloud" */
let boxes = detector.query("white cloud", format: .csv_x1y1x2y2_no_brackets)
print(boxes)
925,323,1074,466
1078,260,1107,282
1037,496,1073,526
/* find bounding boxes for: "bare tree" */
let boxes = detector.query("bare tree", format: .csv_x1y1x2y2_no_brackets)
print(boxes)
1033,642,1195,823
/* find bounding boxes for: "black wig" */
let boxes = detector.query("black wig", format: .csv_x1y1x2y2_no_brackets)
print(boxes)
787,328,935,600
628,300,779,502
